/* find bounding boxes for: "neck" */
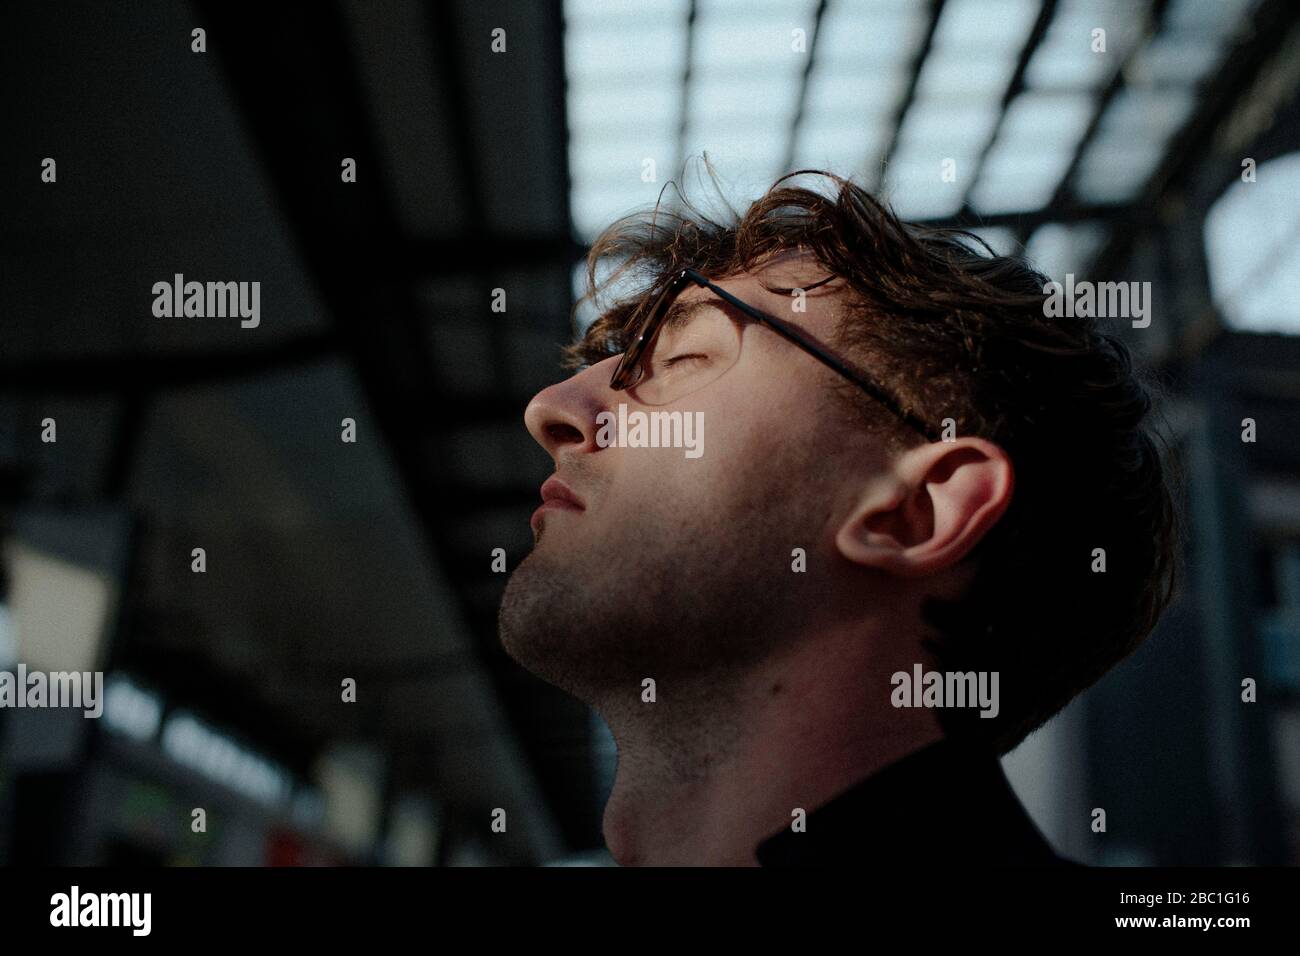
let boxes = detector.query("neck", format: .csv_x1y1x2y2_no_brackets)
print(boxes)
596,623,945,866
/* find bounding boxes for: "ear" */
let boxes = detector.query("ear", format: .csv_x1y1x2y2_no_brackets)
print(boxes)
834,437,1014,578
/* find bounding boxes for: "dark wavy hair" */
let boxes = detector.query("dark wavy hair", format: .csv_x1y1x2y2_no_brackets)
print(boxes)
564,168,1181,755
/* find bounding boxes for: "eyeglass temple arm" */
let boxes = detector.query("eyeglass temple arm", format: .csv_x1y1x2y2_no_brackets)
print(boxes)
683,270,940,443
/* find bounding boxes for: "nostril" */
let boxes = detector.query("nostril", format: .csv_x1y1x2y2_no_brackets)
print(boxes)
545,422,584,445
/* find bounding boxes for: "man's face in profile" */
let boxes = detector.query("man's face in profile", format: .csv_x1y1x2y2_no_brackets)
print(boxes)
499,256,891,707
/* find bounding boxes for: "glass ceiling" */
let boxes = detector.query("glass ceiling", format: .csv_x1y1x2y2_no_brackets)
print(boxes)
564,0,1264,273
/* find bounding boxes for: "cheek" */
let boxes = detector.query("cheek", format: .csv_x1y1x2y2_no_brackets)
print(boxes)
720,356,820,451
599,357,829,521
593,406,737,527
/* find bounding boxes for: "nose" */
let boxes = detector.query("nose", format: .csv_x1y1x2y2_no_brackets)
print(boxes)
523,355,620,458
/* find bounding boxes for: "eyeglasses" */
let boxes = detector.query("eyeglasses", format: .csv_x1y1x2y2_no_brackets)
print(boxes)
609,267,940,442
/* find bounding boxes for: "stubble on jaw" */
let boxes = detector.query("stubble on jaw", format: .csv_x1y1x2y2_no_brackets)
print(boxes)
498,406,847,718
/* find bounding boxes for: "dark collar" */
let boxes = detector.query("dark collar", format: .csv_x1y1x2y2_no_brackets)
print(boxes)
755,735,1077,866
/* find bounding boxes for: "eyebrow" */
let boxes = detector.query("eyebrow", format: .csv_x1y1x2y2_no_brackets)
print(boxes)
659,295,730,331
664,288,832,358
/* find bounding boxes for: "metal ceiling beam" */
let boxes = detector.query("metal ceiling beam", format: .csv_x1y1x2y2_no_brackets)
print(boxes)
781,0,829,176
873,0,947,190
426,0,486,228
914,200,1134,233
422,0,515,406
675,0,699,176
0,332,339,395
955,0,1059,215
1018,0,1170,249
399,233,585,276
0,338,542,431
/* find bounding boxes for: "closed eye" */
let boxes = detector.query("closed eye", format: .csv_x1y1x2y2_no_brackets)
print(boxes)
659,353,709,368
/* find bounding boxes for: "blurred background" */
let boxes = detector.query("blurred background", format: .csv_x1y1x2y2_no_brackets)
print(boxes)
0,0,1297,866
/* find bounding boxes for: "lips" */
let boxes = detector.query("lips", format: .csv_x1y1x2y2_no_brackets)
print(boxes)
532,476,585,531
539,476,585,509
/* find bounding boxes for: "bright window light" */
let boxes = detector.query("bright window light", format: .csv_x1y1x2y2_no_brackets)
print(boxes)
997,90,1095,146
968,226,1022,256
567,83,680,135
801,63,908,120
813,3,929,67
971,145,1077,213
690,71,802,124
566,0,689,24
931,0,1041,54
568,128,677,184
1074,139,1165,203
1025,221,1108,282
565,22,686,84
793,119,891,178
1204,153,1300,335
884,145,981,219
895,98,1003,154
1165,0,1261,36
691,3,818,73
1024,0,1149,90
571,181,673,241
915,51,1019,101
1127,33,1227,88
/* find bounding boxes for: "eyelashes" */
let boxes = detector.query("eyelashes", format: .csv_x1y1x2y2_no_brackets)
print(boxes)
659,353,708,369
